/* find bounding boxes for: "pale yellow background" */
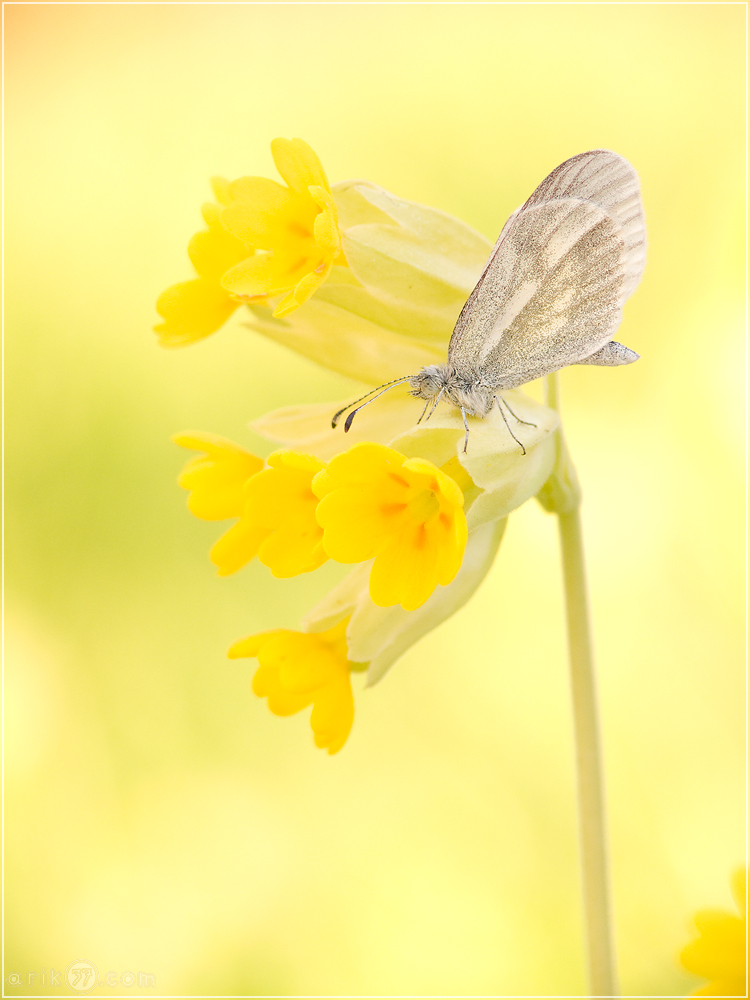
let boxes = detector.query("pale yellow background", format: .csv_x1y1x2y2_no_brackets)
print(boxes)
5,3,745,997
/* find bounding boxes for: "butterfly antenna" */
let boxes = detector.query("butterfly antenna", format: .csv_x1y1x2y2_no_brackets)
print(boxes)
498,394,537,428
342,377,411,433
495,397,526,455
331,377,410,429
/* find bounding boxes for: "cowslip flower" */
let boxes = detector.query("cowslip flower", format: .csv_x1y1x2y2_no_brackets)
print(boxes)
220,138,342,317
174,434,326,578
174,431,263,519
680,868,747,997
313,443,467,611
228,619,360,755
156,138,343,347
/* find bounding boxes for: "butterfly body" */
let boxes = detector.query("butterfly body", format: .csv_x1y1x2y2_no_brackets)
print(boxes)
409,364,498,417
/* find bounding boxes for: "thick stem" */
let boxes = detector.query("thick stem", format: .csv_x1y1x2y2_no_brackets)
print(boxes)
545,373,619,997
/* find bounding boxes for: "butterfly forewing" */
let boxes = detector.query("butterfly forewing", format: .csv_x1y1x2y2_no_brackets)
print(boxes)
448,199,626,389
519,149,646,302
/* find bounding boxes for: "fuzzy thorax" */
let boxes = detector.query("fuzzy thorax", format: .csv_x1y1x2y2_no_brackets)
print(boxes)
409,365,497,418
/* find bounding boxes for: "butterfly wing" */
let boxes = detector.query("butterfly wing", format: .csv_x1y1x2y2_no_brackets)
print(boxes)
447,150,645,389
448,198,626,389
520,149,646,302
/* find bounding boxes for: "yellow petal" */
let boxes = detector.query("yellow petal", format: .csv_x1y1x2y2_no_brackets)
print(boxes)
309,183,339,219
221,178,293,245
238,450,327,577
273,265,330,318
271,137,329,195
311,674,354,755
403,457,465,509
221,252,287,298
210,176,233,206
274,635,336,693
210,518,270,576
155,278,239,347
319,442,405,491
252,660,314,716
173,430,255,458
228,630,285,659
258,527,327,578
201,202,222,228
368,527,439,610
188,215,249,279
267,450,326,475
310,188,341,254
315,488,392,563
173,432,263,520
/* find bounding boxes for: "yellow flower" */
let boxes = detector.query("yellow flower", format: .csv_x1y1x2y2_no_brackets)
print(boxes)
228,620,357,754
680,868,747,997
173,431,263,519
219,138,343,318
313,442,468,611
155,139,343,348
155,183,249,348
175,434,327,577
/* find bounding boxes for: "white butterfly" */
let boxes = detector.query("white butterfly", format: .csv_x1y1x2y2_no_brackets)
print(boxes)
334,149,646,451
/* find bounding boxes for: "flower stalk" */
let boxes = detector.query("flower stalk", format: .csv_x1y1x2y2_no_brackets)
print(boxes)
544,372,618,998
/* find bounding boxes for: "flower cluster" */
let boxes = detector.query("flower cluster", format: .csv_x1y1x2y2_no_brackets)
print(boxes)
680,868,747,997
175,434,468,608
156,139,343,346
161,139,562,752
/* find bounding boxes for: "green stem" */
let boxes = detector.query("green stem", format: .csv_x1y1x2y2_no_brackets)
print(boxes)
544,373,618,997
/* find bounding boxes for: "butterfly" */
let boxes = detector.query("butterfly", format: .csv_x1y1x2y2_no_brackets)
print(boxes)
333,149,646,452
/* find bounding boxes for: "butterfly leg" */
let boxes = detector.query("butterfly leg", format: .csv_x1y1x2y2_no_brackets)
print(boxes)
495,397,526,455
461,408,470,453
499,394,537,428
416,399,431,424
423,387,446,424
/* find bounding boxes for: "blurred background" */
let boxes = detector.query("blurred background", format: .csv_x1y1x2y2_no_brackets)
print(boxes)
5,4,745,996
